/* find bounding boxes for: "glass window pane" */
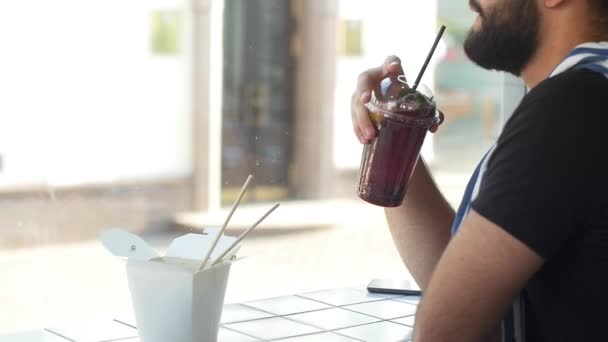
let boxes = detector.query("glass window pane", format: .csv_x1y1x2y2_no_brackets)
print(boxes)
1,0,521,335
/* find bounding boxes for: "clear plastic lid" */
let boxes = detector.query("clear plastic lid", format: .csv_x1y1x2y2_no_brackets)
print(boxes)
365,75,440,128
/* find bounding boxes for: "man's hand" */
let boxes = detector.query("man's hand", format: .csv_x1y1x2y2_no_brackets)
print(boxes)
413,210,544,342
350,56,444,144
350,55,404,144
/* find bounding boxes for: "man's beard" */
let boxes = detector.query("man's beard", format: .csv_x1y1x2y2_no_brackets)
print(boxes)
464,0,540,76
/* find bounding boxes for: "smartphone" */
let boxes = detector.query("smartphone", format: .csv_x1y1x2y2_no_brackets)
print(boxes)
367,278,422,296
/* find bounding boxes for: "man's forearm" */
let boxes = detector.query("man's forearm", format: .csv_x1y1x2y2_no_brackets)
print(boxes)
414,210,542,342
385,157,455,289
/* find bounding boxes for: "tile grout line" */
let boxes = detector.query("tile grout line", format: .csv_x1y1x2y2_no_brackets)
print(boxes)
264,329,367,342
388,315,416,328
337,303,409,321
265,319,377,342
231,301,336,322
293,292,418,310
113,319,136,329
225,300,378,341
333,299,418,323
222,306,324,341
293,293,389,306
220,324,267,341
223,296,419,339
45,291,420,342
221,289,415,324
262,299,417,341
100,337,140,342
265,318,414,342
279,307,384,330
328,319,415,342
43,328,77,342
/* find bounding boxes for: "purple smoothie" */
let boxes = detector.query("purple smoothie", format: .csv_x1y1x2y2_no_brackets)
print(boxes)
357,83,439,207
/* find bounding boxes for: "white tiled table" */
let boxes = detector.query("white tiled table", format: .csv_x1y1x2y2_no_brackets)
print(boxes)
6,287,419,342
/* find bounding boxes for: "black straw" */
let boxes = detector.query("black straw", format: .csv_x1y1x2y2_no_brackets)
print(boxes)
412,25,446,92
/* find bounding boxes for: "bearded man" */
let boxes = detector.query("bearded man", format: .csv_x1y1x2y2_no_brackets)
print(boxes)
350,0,608,341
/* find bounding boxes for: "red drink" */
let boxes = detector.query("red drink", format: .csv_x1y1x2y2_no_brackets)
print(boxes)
357,79,439,207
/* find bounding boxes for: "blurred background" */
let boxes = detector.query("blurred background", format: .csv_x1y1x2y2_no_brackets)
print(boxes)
0,0,524,334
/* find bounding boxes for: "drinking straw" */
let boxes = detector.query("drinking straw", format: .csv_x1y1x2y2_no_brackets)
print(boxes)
412,25,446,92
200,175,254,270
210,202,280,267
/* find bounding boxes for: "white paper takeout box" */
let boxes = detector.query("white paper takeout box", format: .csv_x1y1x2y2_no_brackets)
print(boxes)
101,228,241,342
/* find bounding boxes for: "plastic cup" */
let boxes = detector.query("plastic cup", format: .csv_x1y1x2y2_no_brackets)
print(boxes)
357,77,440,207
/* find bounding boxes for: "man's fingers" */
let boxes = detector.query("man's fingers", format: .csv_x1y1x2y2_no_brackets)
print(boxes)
354,102,376,140
356,69,382,94
351,91,374,143
360,89,371,103
357,87,377,140
377,56,405,97
355,72,378,138
351,56,405,144
353,125,368,144
387,62,403,75
357,56,404,93
356,56,404,104
383,55,405,78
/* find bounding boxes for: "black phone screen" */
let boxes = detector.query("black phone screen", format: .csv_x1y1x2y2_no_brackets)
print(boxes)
367,278,422,296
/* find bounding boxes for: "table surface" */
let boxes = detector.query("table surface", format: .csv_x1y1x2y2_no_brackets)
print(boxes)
4,287,419,342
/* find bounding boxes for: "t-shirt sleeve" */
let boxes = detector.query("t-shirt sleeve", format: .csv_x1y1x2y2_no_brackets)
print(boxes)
470,73,594,260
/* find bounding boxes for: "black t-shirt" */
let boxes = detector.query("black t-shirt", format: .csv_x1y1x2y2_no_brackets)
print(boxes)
471,69,608,341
